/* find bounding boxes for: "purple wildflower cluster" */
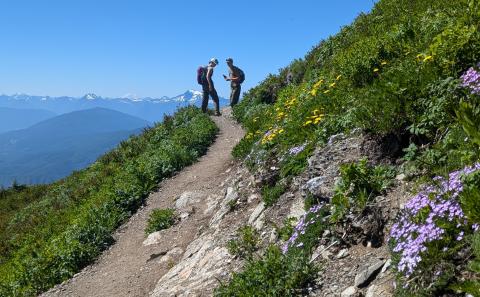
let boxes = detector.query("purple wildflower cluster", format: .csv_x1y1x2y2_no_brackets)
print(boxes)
461,66,480,95
288,144,306,156
282,203,324,254
390,163,480,277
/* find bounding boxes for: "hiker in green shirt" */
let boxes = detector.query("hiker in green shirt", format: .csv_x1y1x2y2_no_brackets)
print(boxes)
202,58,221,116
223,58,245,107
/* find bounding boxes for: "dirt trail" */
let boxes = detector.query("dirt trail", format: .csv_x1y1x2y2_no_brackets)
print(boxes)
42,107,244,297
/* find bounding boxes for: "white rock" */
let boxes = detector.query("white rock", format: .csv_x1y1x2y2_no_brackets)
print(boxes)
247,194,260,204
288,196,306,219
381,259,392,274
354,260,386,287
175,191,205,209
143,230,165,246
305,176,331,197
224,187,238,204
366,285,377,297
248,202,265,225
253,212,265,230
336,248,349,259
167,247,184,257
341,286,357,297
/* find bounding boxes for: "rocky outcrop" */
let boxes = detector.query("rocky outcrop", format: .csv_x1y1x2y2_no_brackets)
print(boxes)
149,131,406,296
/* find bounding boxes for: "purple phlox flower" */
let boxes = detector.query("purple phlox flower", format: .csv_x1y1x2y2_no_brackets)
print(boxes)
457,231,464,241
282,202,325,254
473,223,480,232
390,163,480,277
288,144,306,156
461,66,480,95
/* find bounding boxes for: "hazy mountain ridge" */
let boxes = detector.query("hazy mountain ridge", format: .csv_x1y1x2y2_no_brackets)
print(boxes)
0,90,227,123
0,108,150,187
0,107,56,133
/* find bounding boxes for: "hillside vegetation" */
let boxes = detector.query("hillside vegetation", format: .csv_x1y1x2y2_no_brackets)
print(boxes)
0,106,218,296
223,0,480,296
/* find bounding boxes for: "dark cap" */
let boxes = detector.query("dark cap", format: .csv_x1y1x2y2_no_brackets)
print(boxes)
226,58,233,63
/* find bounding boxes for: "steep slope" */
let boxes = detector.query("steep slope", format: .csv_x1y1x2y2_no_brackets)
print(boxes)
217,0,480,296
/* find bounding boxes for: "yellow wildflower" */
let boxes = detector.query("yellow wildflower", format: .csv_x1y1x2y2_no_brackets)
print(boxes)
303,120,313,126
423,55,433,62
336,75,342,80
323,90,330,94
373,68,379,73
310,89,318,96
313,79,324,89
329,82,336,88
381,61,387,65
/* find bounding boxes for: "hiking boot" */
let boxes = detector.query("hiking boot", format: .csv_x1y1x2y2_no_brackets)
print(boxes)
215,111,222,116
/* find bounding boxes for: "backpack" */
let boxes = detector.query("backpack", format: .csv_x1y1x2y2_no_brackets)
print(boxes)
197,66,207,85
237,67,245,84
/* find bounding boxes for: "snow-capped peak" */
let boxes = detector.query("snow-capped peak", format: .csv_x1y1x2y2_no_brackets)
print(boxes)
121,93,140,100
171,90,203,102
83,93,99,100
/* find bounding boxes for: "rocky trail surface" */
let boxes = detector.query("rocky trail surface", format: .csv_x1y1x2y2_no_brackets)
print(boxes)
43,108,401,297
43,108,244,297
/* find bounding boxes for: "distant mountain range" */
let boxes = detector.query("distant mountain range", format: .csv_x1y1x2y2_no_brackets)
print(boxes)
0,90,228,123
0,107,57,133
0,108,150,187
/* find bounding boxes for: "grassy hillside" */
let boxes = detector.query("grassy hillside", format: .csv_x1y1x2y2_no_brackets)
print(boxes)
222,0,480,296
0,106,218,296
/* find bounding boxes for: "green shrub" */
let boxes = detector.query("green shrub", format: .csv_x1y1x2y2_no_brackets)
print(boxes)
227,225,260,259
331,158,395,222
215,245,318,297
261,183,287,207
145,208,177,234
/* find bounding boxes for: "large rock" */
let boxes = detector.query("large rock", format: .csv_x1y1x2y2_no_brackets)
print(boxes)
175,191,206,209
143,230,166,246
288,195,306,219
150,234,232,297
305,176,332,198
354,260,385,287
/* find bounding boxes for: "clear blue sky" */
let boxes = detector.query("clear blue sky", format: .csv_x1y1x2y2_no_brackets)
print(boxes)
0,0,376,98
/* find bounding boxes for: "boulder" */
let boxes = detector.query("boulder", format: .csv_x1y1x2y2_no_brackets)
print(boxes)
354,260,385,287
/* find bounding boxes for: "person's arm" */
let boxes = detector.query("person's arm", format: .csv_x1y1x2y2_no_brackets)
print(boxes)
226,68,240,82
226,74,239,82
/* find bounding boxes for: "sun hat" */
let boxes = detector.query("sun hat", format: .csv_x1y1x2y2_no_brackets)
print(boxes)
210,58,219,65
226,57,233,63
